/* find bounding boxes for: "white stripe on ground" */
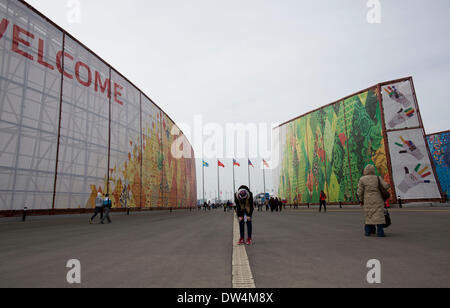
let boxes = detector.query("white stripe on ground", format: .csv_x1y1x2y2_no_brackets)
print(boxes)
232,215,256,288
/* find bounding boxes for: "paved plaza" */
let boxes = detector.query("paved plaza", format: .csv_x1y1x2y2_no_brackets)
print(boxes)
1,207,449,288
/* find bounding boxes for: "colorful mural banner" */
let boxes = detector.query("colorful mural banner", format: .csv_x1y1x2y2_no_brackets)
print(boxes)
276,89,390,204
0,0,196,211
427,131,450,196
275,77,443,204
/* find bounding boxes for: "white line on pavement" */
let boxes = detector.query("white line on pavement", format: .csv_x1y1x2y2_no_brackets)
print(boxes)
232,215,256,288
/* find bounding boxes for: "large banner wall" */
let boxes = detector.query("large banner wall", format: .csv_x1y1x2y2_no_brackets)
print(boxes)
0,0,196,212
276,89,389,204
427,131,449,197
381,79,441,201
274,78,442,204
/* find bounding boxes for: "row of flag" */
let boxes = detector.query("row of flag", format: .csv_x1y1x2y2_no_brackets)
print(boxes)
201,158,269,201
203,159,269,168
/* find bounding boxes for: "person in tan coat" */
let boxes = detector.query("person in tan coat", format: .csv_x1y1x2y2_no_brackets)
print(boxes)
357,164,390,237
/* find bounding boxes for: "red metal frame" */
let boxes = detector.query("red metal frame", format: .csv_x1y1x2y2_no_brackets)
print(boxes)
410,78,444,199
376,84,397,202
51,32,66,215
426,129,450,137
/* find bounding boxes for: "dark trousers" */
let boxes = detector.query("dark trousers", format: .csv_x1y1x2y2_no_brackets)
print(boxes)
239,218,253,239
101,208,111,223
319,200,327,212
365,225,385,237
91,207,103,220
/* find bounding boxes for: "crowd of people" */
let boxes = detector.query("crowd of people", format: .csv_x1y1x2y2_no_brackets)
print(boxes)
88,164,395,239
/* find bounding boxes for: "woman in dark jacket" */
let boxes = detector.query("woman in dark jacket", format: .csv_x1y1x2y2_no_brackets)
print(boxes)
235,185,254,245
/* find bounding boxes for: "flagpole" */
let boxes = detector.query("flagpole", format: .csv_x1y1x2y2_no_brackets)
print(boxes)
233,161,236,194
217,160,220,203
263,159,266,198
248,159,251,191
202,159,205,203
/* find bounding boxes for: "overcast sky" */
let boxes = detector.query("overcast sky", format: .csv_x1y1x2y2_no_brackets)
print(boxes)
26,0,450,200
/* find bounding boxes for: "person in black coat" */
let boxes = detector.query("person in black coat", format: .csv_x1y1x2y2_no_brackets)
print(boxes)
235,185,254,245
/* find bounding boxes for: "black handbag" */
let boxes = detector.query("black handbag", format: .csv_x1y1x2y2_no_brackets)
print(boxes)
384,209,392,228
378,176,390,202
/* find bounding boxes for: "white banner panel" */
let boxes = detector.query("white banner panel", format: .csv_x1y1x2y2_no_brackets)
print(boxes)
109,70,141,208
0,0,63,210
387,129,441,199
55,36,109,209
141,95,161,208
0,0,197,212
381,80,420,130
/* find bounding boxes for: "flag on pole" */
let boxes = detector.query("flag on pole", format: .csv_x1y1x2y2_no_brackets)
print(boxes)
233,159,240,167
248,159,254,168
263,159,269,168
218,160,225,168
203,161,209,167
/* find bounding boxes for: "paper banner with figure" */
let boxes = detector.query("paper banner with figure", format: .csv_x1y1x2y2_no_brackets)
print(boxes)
387,129,441,199
382,81,420,130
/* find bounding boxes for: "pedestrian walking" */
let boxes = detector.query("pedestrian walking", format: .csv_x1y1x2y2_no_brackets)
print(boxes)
235,185,254,245
101,194,112,224
319,190,327,213
89,192,104,224
357,164,390,237
269,197,274,212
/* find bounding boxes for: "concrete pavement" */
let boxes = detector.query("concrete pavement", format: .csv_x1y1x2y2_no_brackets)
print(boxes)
247,208,450,288
0,210,233,288
1,207,450,288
